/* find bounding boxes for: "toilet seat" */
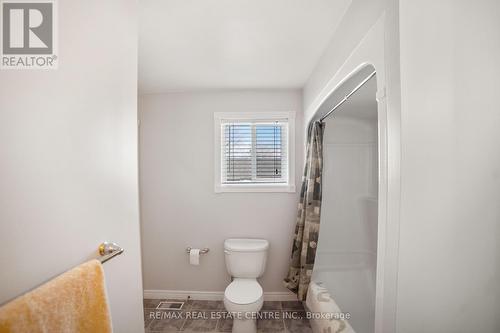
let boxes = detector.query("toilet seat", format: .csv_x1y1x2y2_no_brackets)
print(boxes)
224,278,263,305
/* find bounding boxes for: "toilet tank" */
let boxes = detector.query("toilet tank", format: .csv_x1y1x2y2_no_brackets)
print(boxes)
224,239,269,278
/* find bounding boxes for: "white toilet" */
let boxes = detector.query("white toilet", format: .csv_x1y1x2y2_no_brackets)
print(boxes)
223,238,269,333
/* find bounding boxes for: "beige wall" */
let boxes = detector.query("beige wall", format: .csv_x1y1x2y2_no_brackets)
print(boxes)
139,90,302,294
0,1,144,332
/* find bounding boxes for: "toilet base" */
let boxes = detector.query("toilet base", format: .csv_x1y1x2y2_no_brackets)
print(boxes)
232,317,257,333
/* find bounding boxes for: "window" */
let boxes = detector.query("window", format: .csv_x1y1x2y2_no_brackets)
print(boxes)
214,112,295,192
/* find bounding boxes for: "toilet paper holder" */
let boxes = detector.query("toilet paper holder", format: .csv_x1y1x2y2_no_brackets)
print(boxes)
186,247,210,254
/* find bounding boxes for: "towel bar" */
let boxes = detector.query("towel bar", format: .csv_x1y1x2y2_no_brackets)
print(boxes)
185,247,209,254
99,242,124,263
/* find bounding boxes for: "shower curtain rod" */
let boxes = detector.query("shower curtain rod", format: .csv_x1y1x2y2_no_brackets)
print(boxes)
319,71,376,122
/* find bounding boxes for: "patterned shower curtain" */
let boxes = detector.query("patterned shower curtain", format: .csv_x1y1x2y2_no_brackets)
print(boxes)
283,120,325,300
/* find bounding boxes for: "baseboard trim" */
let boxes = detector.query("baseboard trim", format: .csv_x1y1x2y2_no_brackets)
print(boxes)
144,289,297,301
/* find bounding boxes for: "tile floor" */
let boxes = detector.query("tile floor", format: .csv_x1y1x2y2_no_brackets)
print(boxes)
143,299,312,333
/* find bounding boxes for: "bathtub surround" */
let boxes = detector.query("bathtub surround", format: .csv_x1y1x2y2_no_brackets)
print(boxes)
139,90,303,298
314,73,379,333
283,121,325,301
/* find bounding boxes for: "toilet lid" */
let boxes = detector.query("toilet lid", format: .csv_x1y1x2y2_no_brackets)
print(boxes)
224,279,263,305
224,239,269,252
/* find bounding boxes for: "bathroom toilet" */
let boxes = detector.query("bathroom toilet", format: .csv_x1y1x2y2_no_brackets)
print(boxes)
223,238,269,333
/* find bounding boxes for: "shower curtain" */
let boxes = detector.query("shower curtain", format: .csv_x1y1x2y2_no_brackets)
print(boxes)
284,120,324,300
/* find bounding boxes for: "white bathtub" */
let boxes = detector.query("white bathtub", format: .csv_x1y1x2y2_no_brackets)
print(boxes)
305,281,356,333
311,251,376,333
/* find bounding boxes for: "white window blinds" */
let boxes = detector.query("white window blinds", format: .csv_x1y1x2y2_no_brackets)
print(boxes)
221,119,288,184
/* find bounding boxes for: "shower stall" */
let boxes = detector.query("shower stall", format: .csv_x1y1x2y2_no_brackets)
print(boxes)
307,66,379,333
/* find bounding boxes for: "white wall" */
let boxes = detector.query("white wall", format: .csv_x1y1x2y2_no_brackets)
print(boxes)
303,0,386,110
139,90,302,294
397,0,500,332
0,1,144,332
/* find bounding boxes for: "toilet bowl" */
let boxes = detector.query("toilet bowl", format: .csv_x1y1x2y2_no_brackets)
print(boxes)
223,239,269,333
224,278,264,332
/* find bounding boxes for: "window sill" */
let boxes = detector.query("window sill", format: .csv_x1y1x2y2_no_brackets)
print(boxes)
215,184,296,193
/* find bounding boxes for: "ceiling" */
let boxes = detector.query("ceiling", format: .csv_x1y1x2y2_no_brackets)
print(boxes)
139,0,352,94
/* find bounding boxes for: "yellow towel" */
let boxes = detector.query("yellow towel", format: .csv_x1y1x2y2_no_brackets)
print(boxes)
0,259,112,333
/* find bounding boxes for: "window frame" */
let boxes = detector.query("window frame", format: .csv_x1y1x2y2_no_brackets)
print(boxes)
214,111,296,193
